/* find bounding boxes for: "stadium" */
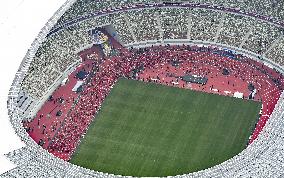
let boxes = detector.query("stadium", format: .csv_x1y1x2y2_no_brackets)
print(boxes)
2,0,284,177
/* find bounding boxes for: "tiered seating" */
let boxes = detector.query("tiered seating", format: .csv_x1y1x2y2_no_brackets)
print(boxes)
217,13,254,47
21,60,62,99
94,15,112,27
230,0,284,22
242,21,282,54
189,9,223,41
53,0,284,28
265,37,284,66
64,26,93,51
127,9,160,41
55,0,113,27
48,2,284,50
160,8,190,39
111,13,136,44
21,25,93,99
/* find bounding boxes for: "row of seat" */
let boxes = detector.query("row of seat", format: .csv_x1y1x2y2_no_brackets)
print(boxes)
21,5,284,102
7,44,284,177
54,0,284,27
6,0,284,177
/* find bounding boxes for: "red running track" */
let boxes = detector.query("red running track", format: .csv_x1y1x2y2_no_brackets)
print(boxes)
24,43,284,161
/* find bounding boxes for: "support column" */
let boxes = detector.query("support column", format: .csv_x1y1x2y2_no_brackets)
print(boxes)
123,14,137,42
156,13,164,42
262,35,283,57
187,13,192,39
240,27,253,49
213,13,226,43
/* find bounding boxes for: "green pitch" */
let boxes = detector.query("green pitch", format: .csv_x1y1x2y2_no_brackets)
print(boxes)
70,78,261,176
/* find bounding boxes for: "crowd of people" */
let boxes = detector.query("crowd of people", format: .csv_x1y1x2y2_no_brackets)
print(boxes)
6,1,284,177
46,45,155,160
53,2,284,66
21,22,93,100
55,0,284,29
23,43,284,163
22,2,284,104
13,42,284,177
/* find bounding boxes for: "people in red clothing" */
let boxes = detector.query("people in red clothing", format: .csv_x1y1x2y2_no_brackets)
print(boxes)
24,44,284,161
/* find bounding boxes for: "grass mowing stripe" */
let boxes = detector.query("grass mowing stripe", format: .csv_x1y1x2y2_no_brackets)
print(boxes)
70,78,261,176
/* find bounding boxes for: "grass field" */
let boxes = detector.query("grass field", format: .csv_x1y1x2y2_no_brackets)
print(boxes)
70,78,261,176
